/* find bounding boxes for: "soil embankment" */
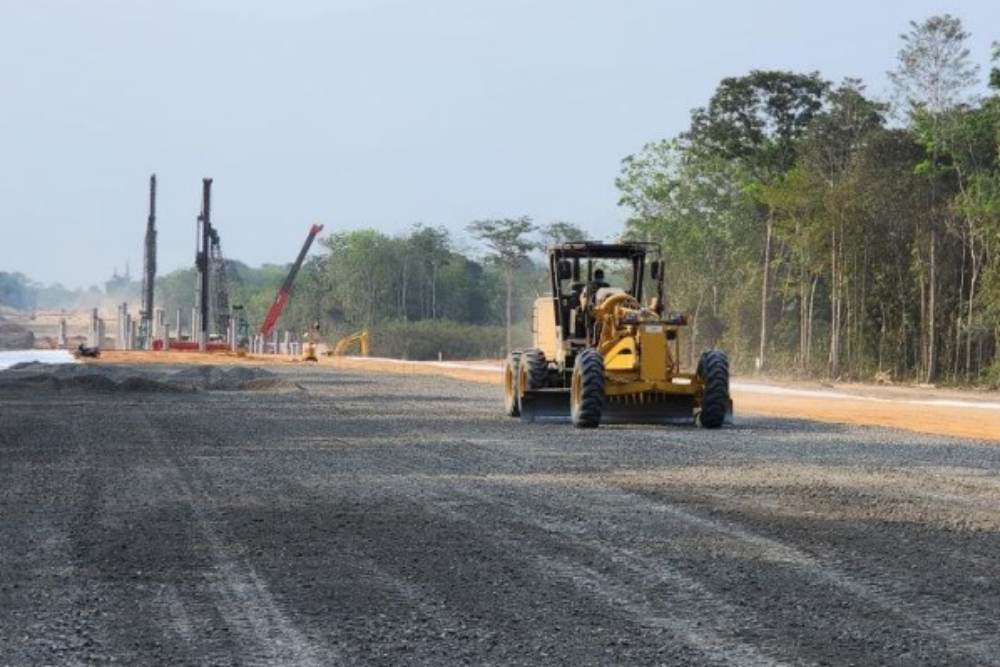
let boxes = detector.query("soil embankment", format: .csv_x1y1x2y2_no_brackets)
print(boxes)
0,317,34,350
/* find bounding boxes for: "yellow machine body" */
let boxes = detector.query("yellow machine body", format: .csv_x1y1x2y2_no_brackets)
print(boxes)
590,293,700,400
333,330,370,357
523,290,703,423
509,241,730,426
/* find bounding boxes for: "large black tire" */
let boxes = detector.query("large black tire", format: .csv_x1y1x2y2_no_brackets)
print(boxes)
521,348,549,390
571,349,605,428
504,352,521,417
697,348,730,428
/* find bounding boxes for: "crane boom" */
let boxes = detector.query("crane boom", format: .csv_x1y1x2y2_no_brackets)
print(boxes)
259,223,324,337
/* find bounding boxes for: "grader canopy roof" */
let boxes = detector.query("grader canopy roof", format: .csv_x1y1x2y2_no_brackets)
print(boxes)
546,241,657,258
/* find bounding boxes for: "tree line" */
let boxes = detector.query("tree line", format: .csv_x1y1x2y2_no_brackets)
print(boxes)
617,15,1000,384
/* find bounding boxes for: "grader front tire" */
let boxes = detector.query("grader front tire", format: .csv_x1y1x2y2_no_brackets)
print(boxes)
697,349,730,428
571,349,605,428
503,352,521,417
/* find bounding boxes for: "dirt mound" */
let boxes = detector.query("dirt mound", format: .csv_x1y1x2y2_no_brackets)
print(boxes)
0,363,296,393
0,318,35,350
168,365,295,391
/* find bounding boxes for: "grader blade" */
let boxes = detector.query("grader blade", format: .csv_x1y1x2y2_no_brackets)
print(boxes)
602,394,696,425
519,388,571,422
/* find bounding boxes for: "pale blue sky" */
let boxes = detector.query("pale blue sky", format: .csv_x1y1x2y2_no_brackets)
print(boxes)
2,0,997,288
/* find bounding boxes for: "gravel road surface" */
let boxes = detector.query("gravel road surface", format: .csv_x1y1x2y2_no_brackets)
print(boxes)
2,364,998,665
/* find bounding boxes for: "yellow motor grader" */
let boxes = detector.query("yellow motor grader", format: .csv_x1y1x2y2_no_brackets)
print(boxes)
503,241,731,428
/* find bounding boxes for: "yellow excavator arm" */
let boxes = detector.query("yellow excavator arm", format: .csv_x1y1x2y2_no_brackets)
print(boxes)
333,330,370,356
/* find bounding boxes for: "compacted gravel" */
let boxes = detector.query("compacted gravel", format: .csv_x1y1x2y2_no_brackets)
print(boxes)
1,364,998,665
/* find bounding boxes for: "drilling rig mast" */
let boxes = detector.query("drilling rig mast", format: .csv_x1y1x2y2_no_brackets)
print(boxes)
139,174,157,349
195,178,213,351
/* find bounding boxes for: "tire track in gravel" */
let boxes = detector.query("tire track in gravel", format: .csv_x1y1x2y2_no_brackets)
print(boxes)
277,434,789,665
139,407,338,667
308,369,1000,664
390,408,1000,665
466,475,1000,666
376,424,998,665
429,489,791,667
274,473,776,666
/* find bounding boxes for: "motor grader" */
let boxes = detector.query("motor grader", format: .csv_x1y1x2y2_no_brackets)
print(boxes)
503,241,731,428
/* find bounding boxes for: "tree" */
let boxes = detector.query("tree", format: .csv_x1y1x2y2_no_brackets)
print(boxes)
539,221,588,248
888,15,980,115
408,224,451,319
759,167,825,372
321,230,399,327
687,70,830,370
0,272,36,310
613,21,1000,385
991,41,1000,91
797,81,887,377
467,217,537,353
889,14,980,382
618,140,754,364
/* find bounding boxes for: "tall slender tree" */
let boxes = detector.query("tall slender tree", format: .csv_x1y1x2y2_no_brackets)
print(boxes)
889,14,980,382
467,217,537,353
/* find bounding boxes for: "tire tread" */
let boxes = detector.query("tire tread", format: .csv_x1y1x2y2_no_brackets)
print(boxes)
572,349,605,428
698,348,729,428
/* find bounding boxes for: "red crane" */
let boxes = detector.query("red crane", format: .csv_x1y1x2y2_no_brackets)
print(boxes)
259,223,324,338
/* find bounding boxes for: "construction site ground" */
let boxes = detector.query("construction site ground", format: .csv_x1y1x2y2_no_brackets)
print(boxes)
1,358,998,665
90,350,1000,443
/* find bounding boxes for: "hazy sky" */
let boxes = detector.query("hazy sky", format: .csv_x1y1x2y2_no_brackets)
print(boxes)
2,0,998,289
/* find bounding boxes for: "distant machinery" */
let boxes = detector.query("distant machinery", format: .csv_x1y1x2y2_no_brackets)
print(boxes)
259,224,325,339
333,330,370,357
168,177,235,353
208,226,231,337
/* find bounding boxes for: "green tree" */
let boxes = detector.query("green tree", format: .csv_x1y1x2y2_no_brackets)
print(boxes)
889,14,980,381
618,140,754,364
0,272,36,310
467,216,537,353
797,81,887,377
687,70,830,370
408,224,451,320
539,221,588,247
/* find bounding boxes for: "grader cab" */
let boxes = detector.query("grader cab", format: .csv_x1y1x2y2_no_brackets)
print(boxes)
503,241,731,428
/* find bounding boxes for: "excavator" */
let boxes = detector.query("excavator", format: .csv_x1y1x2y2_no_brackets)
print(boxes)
332,330,370,356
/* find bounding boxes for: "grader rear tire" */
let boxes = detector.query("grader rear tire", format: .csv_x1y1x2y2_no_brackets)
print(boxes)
697,348,730,428
504,352,521,417
571,349,604,428
521,348,549,390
